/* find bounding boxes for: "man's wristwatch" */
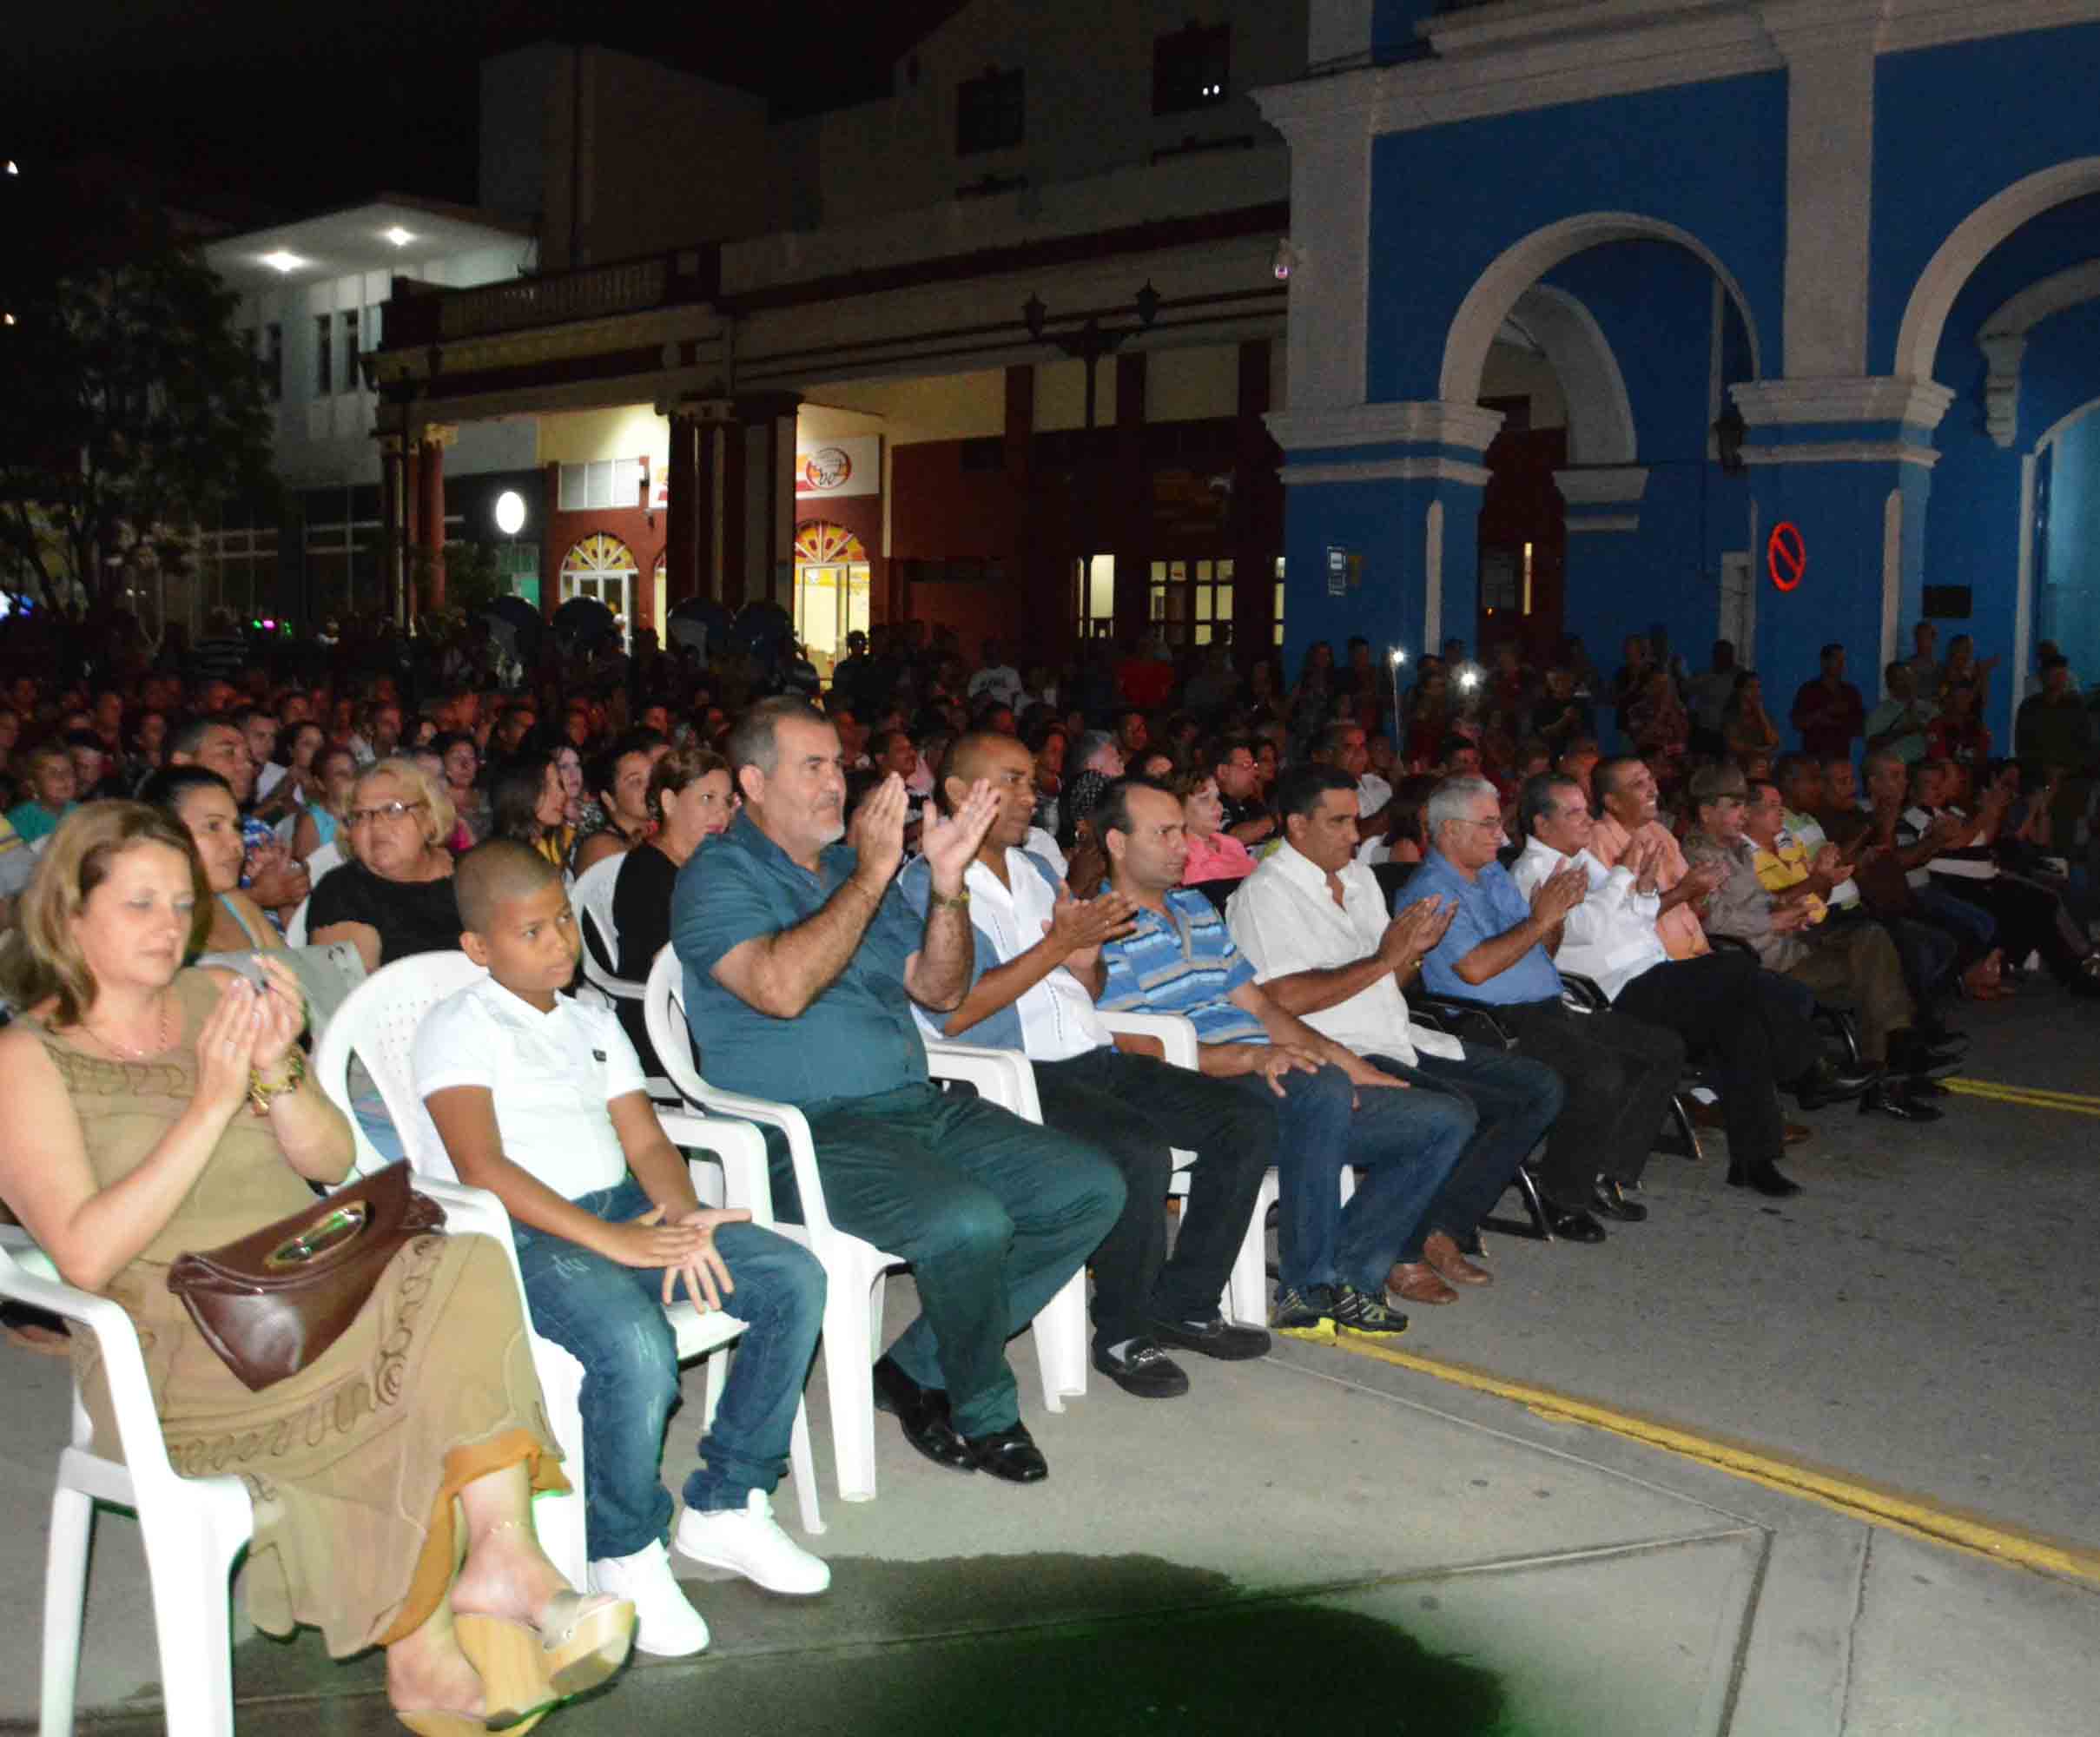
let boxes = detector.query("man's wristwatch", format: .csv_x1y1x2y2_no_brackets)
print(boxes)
928,887,971,911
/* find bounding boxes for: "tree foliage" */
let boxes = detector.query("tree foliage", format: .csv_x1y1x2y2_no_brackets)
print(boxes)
0,181,278,613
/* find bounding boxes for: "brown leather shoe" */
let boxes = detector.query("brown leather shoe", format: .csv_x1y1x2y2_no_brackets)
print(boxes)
1386,1263,1459,1305
1783,1121,1811,1146
1422,1230,1493,1287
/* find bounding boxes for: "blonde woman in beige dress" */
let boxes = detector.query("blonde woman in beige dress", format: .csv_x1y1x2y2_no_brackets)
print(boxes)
0,803,634,1735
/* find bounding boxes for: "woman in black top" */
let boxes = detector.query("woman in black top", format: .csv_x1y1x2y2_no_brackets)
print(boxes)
611,746,735,1067
306,757,462,973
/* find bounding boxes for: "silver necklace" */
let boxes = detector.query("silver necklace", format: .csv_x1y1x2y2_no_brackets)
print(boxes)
83,990,172,1060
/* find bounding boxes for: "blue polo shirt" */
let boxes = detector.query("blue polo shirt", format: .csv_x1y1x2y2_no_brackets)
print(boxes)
671,810,928,1109
1408,849,1564,1006
1098,886,1266,1043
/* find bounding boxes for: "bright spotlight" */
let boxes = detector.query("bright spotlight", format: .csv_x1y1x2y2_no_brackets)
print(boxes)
493,491,527,536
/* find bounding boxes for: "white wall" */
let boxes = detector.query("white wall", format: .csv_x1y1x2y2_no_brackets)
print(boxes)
783,0,1307,230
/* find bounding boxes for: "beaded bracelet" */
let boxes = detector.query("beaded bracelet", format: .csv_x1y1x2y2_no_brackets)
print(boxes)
248,1047,307,1117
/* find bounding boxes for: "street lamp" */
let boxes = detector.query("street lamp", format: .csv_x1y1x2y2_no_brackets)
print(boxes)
1022,282,1163,640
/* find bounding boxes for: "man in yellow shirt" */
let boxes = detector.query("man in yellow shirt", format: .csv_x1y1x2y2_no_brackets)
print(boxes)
1593,757,1868,1122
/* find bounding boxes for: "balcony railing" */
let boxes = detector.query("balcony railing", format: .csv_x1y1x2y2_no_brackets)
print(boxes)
380,245,720,351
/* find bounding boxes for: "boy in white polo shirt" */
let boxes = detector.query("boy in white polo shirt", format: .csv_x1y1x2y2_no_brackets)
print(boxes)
415,841,829,1660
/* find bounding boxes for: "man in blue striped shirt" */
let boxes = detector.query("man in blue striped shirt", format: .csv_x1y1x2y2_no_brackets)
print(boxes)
1093,776,1471,1339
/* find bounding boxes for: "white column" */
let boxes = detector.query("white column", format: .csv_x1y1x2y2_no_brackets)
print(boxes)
1265,104,1373,416
1766,4,1881,379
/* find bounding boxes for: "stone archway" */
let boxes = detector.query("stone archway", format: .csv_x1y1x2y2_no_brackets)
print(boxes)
1438,212,1764,409
1893,157,2100,386
1978,259,2100,446
1507,283,1636,467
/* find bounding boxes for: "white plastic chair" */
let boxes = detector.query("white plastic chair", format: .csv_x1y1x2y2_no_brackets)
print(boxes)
571,853,675,1096
281,842,344,948
571,854,631,1001
314,954,823,1566
0,1190,524,1736
1094,1009,1273,1327
643,944,1089,1504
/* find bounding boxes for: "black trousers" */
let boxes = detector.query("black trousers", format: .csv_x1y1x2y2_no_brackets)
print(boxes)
1032,1047,1276,1351
1489,998,1686,1197
1615,952,1786,1169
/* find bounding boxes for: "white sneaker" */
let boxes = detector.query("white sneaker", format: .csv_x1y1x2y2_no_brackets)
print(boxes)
674,1489,830,1595
586,1541,710,1657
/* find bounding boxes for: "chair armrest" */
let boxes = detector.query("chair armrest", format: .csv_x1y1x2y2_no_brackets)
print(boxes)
1094,1010,1199,1070
681,1082,842,1241
657,1106,779,1226
925,1040,1041,1121
580,958,647,1002
1409,993,1518,1049
0,1240,182,1471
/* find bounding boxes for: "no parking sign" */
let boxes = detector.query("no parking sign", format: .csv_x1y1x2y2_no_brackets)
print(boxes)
1767,522,1806,592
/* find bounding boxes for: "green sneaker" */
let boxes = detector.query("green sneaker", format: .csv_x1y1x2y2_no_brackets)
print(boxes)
1271,1285,1337,1342
1329,1284,1409,1337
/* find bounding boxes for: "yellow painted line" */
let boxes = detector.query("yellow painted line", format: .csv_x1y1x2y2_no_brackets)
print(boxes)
1945,1075,2100,1107
1944,1079,2100,1116
1325,1334,2100,1589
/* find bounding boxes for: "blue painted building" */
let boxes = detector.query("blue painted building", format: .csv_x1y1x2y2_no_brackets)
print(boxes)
1260,0,2100,745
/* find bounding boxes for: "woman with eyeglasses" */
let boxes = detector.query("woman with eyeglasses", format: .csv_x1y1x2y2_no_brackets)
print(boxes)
305,757,463,976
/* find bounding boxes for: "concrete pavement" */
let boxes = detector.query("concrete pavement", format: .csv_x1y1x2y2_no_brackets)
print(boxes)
2,981,2095,1734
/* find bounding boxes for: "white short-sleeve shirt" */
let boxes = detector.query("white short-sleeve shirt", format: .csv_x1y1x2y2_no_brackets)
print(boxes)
1225,842,1463,1065
412,977,645,1196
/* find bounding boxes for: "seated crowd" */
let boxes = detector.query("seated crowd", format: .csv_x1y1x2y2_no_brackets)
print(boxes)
1,608,2093,1734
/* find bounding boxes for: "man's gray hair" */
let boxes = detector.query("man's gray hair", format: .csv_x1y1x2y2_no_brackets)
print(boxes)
1425,776,1498,842
1075,729,1119,771
726,695,828,780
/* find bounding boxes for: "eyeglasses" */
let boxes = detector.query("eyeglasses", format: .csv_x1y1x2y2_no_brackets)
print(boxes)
346,799,427,827
1454,816,1504,832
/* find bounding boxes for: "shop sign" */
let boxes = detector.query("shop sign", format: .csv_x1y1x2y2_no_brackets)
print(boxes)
795,434,881,499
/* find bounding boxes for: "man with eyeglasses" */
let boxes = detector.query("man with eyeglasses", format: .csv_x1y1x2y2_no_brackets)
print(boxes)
1509,772,1813,1199
1406,776,1686,1241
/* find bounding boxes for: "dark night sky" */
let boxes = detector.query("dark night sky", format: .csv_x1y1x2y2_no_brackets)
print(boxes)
7,0,967,223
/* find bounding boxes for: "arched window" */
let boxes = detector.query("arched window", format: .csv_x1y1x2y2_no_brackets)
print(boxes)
560,532,637,646
793,520,871,677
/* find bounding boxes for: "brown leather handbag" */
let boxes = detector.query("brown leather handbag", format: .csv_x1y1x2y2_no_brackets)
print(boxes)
166,1161,446,1392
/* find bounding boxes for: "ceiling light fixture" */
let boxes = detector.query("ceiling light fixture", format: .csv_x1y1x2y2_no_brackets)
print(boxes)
384,227,414,248
261,250,306,274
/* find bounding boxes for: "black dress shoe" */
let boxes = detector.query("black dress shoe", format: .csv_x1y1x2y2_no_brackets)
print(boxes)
1791,1059,1878,1109
1858,1080,1945,1122
1726,1159,1803,1197
1147,1314,1271,1361
1590,1176,1649,1223
1093,1338,1190,1398
1889,1042,1961,1079
961,1420,1048,1483
1540,1199,1608,1243
870,1355,976,1472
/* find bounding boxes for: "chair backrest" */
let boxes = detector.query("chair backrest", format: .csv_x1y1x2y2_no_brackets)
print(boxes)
314,950,488,1177
1372,860,1419,912
572,854,633,999
643,943,843,1241
285,842,347,947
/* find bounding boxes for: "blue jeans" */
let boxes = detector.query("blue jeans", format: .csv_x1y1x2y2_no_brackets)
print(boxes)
1236,1063,1472,1296
513,1177,826,1562
1367,1049,1565,1258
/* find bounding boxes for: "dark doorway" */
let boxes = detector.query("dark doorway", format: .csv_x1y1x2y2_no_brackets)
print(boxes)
1476,396,1567,668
